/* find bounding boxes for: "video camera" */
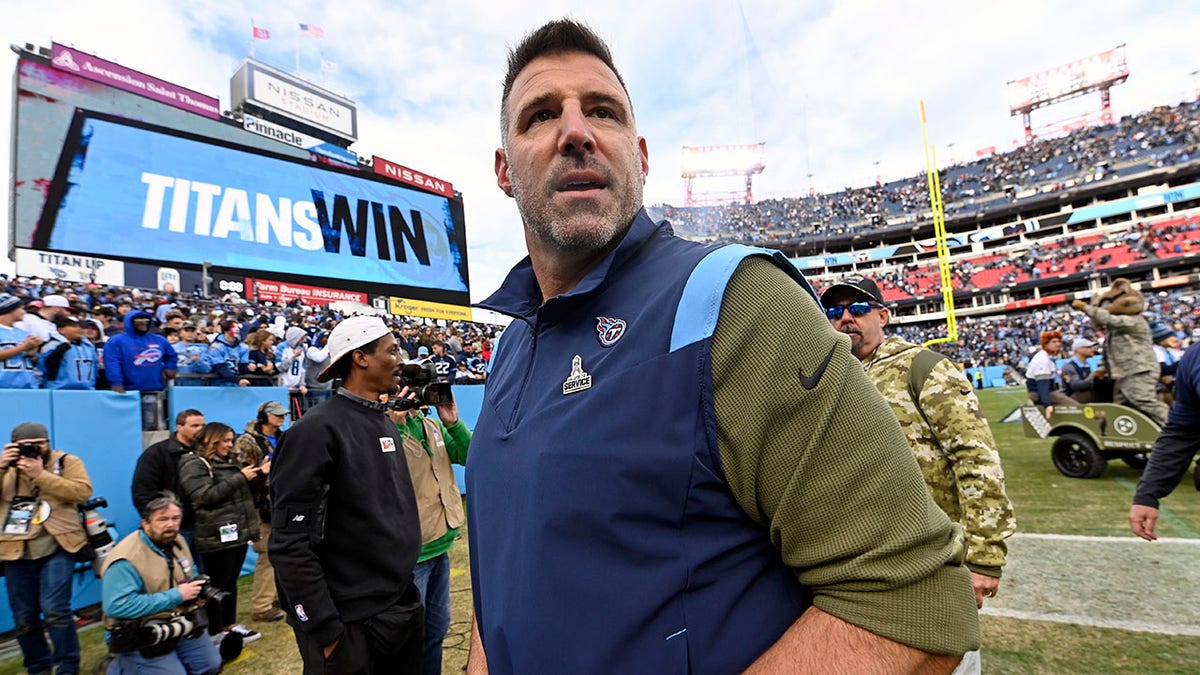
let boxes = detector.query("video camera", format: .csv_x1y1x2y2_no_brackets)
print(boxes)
390,361,453,411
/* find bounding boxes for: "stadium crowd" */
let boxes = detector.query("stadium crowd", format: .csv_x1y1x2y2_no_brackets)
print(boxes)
0,275,498,396
865,214,1200,301
4,270,1194,400
662,98,1200,242
892,287,1199,372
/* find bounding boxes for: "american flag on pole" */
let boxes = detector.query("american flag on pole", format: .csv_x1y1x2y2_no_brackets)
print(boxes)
299,23,325,38
252,26,270,39
321,59,339,73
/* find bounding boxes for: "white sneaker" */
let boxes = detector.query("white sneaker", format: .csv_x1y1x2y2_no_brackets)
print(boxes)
230,624,261,644
211,631,227,645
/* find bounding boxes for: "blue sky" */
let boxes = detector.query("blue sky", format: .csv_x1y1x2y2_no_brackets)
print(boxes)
5,1,1197,301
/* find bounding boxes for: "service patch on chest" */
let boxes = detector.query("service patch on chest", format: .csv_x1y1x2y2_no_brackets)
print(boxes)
563,354,593,395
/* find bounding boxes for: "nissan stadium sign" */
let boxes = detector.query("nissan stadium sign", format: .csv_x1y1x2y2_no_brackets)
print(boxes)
231,59,357,141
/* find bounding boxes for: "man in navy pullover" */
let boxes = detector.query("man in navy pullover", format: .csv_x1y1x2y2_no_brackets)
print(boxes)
467,19,976,675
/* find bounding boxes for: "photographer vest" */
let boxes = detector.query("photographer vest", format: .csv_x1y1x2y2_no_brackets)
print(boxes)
469,212,816,675
102,532,196,627
402,415,464,545
0,450,88,560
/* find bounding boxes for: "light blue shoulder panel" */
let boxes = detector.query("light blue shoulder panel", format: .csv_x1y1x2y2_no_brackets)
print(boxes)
670,245,814,353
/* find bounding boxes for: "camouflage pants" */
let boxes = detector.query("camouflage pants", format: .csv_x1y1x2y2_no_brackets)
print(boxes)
1115,371,1170,426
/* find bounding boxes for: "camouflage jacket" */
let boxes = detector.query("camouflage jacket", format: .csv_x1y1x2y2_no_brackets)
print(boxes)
863,336,1016,576
1077,304,1156,379
234,421,275,521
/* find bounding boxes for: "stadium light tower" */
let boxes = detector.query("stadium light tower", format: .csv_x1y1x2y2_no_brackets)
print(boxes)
680,143,766,206
1006,45,1129,143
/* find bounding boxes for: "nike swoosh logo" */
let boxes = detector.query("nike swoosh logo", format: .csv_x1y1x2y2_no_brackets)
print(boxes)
798,345,837,390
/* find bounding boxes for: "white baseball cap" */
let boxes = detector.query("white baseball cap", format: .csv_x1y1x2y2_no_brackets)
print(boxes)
318,316,392,382
41,294,70,308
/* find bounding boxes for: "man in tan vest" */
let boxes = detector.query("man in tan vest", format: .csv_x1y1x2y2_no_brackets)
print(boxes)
0,421,92,675
390,380,472,675
101,491,222,674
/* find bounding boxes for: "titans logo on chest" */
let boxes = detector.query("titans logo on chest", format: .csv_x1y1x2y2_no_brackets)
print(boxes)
595,316,627,347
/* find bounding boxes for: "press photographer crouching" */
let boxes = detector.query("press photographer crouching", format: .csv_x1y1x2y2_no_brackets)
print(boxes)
100,491,224,674
0,421,94,675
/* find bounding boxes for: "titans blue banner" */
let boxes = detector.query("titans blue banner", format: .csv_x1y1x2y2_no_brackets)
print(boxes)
34,110,468,297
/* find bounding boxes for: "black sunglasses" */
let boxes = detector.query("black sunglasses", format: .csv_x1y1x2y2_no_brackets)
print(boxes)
823,301,879,320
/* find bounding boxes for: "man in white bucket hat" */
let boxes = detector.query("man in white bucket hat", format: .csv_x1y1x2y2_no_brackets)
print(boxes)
270,316,425,674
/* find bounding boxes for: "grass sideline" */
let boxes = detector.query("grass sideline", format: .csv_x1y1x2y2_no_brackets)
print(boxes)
2,386,1198,673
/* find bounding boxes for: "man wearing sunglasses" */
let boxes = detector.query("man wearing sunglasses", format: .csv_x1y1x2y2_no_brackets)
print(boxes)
821,277,1015,626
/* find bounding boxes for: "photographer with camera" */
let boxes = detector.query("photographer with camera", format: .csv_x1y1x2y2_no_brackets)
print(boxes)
271,315,423,674
101,491,223,674
0,421,94,675
389,363,470,675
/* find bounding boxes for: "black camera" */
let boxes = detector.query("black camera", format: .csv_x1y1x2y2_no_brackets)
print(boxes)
392,361,453,410
193,574,230,605
17,441,42,458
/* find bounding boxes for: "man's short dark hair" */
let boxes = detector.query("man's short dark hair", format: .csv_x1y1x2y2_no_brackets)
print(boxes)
174,409,203,428
142,491,183,520
219,318,238,333
500,19,628,138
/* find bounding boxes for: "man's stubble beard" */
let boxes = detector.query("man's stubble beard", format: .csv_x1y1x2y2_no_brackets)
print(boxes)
509,149,645,256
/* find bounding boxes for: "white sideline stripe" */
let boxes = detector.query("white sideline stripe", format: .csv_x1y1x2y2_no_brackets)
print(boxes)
1013,532,1200,545
981,608,1200,637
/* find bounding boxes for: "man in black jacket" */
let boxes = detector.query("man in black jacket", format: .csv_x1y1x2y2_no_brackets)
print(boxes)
1130,341,1200,540
131,409,205,558
271,316,423,674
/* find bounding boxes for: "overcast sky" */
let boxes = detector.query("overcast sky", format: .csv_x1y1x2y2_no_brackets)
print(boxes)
5,1,1197,301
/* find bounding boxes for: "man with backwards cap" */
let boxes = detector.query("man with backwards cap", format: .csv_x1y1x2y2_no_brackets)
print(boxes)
1062,337,1098,403
0,294,43,389
270,316,424,674
821,277,1015,623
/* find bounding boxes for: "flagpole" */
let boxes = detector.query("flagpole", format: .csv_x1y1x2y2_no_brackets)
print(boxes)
295,26,301,75
249,18,255,58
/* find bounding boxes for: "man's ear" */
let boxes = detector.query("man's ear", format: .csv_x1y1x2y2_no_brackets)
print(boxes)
495,148,514,198
879,306,891,328
638,136,649,183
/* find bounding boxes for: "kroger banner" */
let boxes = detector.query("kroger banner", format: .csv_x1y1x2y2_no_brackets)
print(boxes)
34,110,469,302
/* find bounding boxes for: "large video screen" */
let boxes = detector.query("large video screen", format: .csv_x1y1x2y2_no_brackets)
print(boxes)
11,57,311,251
33,110,469,300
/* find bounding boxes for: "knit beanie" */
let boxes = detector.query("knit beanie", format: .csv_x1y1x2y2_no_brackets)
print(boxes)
0,294,22,315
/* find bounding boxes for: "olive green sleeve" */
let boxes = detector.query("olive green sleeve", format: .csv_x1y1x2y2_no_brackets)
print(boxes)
711,257,980,655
